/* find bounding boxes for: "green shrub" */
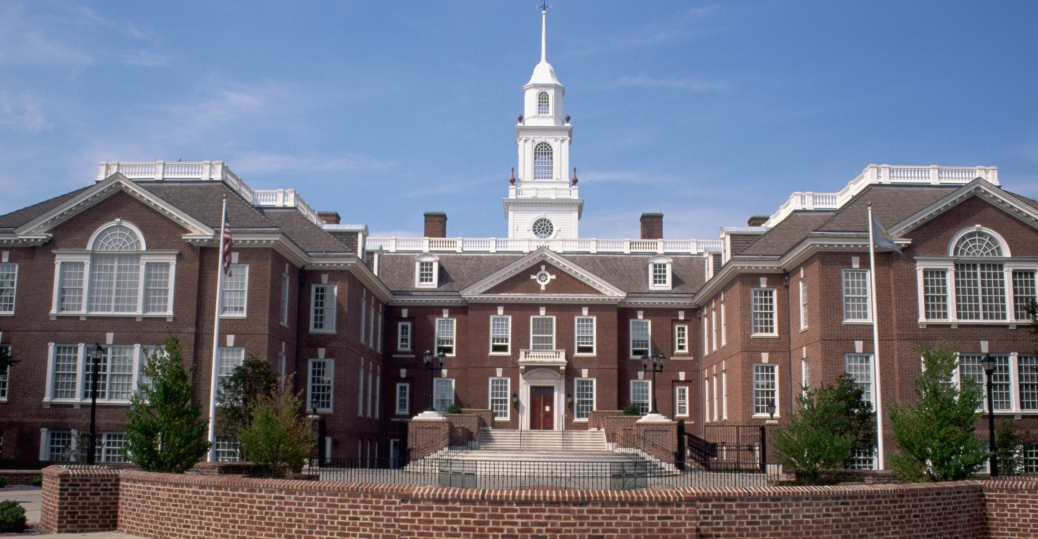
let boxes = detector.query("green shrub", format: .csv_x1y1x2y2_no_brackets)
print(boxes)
0,476,7,488
772,383,857,485
0,500,27,534
622,402,641,416
994,419,1028,475
237,376,315,479
447,404,463,414
29,475,42,487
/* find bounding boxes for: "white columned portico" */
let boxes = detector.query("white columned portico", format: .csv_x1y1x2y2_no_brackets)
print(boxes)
518,368,566,431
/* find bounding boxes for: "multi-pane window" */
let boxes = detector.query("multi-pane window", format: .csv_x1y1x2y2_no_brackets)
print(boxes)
280,273,290,326
83,345,134,401
845,354,873,404
802,358,810,393
960,354,1012,412
490,316,511,353
751,289,776,335
1020,356,1038,411
89,255,140,312
652,263,668,286
59,262,85,312
711,310,717,351
308,359,333,412
675,386,688,417
52,345,80,399
397,322,412,351
1027,443,1038,475
576,316,595,354
722,371,728,420
630,380,650,415
630,319,650,357
100,433,127,463
923,270,949,320
720,302,727,346
48,430,73,462
712,375,718,422
418,261,435,285
221,264,249,316
490,378,509,420
537,91,550,114
533,142,553,179
752,364,777,416
674,325,688,354
1014,271,1036,320
214,436,240,462
0,263,16,313
575,378,595,420
217,347,245,391
956,263,1006,320
433,378,454,413
0,345,9,401
842,270,870,321
142,263,170,313
703,379,710,422
799,279,808,330
957,231,1003,256
310,285,336,332
530,316,554,350
436,318,456,355
396,383,410,415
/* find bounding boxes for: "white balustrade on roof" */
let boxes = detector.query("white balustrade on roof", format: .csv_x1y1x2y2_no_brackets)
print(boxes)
365,236,722,255
508,186,580,199
763,164,999,228
96,161,322,227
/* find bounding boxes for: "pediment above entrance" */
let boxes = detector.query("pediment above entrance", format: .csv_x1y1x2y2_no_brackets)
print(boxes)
460,248,626,303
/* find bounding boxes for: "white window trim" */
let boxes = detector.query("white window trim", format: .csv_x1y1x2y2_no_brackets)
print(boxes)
574,315,597,356
721,370,728,420
720,302,727,347
433,377,455,413
309,284,338,333
703,377,710,423
751,288,778,337
436,318,457,357
712,374,718,422
489,377,511,421
799,279,808,331
574,377,596,421
414,254,440,288
673,324,689,355
914,256,1034,325
43,343,152,405
279,273,290,327
947,226,1012,257
675,386,689,417
489,315,512,355
630,379,651,416
648,256,673,291
397,322,412,352
51,252,178,318
629,319,651,359
0,263,17,315
955,352,1034,415
751,363,780,419
530,315,556,350
711,310,718,351
219,264,249,319
395,382,410,415
842,269,873,324
0,344,10,402
801,358,810,396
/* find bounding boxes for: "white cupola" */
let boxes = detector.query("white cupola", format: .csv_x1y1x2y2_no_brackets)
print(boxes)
504,7,582,240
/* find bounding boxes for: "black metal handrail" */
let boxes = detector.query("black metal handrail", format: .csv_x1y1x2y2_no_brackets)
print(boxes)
684,432,718,469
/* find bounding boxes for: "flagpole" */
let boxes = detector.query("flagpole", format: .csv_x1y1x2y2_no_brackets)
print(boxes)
207,196,228,462
867,202,885,470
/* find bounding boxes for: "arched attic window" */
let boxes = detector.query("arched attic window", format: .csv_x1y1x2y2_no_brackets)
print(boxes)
533,142,553,180
955,230,1004,257
948,228,1009,321
538,92,550,115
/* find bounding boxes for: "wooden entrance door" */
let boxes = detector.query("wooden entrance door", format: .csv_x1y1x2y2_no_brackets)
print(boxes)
530,386,555,430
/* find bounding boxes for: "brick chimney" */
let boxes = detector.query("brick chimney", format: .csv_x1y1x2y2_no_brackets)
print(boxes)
424,212,447,238
747,215,769,227
318,211,341,225
640,213,663,240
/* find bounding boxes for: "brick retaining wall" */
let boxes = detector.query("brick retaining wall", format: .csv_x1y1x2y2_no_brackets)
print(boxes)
39,466,1038,538
0,469,42,486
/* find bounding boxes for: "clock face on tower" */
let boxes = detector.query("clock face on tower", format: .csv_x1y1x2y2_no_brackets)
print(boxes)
532,217,554,239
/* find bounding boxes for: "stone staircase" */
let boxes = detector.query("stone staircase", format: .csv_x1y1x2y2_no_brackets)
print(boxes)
476,428,608,452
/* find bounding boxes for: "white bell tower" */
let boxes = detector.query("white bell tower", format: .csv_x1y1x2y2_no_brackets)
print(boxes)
504,6,583,240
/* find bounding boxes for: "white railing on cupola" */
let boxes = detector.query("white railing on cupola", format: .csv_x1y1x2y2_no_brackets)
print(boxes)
508,186,580,199
96,161,323,227
763,164,999,228
366,236,723,255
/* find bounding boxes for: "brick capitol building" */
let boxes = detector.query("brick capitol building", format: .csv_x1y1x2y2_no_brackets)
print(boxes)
1,8,1036,472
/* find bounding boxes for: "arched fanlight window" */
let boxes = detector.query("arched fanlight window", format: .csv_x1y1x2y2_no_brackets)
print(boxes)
531,217,554,239
538,92,550,115
955,231,1004,257
533,142,553,180
92,225,141,251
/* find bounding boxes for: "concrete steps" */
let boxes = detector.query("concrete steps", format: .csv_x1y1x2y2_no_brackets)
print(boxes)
476,428,608,452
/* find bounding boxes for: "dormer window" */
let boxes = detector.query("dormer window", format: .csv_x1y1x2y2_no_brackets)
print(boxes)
415,254,440,288
533,142,553,179
537,91,550,115
648,256,673,290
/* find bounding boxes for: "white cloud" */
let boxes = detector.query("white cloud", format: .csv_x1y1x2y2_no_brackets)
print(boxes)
121,50,172,67
608,76,730,93
0,4,94,67
0,92,48,133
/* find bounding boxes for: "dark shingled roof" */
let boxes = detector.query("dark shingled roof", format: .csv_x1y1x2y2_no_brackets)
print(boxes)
141,183,277,230
379,252,705,295
0,186,91,230
814,185,958,233
739,212,836,256
259,209,352,253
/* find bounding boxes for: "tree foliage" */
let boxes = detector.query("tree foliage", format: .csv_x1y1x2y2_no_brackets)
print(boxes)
994,419,1028,476
0,345,17,374
888,341,989,482
773,381,858,484
216,354,279,441
123,335,210,473
831,375,877,467
237,374,315,478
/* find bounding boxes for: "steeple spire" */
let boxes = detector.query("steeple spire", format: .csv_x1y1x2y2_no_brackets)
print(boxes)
540,3,548,63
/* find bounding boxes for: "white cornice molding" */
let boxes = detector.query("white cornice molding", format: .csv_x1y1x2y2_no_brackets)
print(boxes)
890,180,1038,236
467,294,622,304
388,295,468,306
15,175,214,238
619,295,696,308
460,247,626,300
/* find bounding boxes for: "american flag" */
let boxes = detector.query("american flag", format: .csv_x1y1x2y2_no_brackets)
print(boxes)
221,211,233,276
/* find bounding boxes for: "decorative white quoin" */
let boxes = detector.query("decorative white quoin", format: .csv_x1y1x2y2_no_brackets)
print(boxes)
504,7,583,240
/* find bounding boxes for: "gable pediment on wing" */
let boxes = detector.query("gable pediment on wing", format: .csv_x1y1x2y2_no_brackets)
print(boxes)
461,248,626,302
889,178,1038,237
14,174,214,240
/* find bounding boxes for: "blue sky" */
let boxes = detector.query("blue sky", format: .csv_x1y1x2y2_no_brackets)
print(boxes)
1,1,1036,239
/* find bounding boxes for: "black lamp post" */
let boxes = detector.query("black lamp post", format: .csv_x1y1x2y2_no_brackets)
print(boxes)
641,350,666,415
767,400,777,420
422,348,446,413
981,354,998,478
86,343,105,465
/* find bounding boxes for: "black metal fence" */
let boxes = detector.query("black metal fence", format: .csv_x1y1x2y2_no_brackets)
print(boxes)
688,425,773,473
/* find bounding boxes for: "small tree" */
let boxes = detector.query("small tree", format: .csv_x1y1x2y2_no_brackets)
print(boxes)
773,383,857,484
888,342,989,482
237,375,315,478
831,375,877,467
124,335,211,473
994,419,1028,476
216,355,279,441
